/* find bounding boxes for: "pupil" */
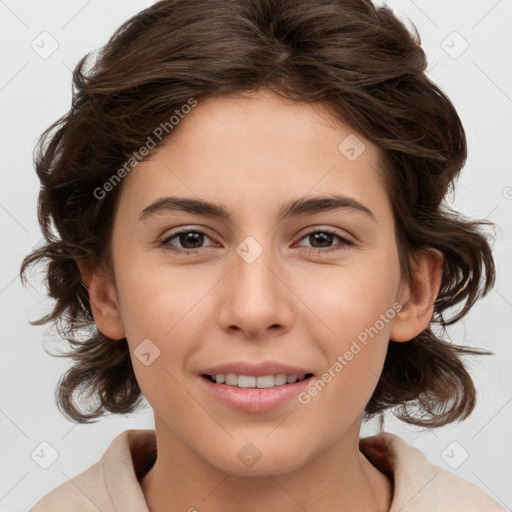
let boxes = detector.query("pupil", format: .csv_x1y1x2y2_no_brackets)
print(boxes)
181,232,203,249
311,232,332,247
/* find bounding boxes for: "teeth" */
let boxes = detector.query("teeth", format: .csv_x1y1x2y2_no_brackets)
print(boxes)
210,373,308,388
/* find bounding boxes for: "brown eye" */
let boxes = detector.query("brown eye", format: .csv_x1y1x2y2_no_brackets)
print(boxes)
296,229,354,253
160,228,216,253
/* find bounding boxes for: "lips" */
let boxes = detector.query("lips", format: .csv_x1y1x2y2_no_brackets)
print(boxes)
200,367,315,412
199,361,315,378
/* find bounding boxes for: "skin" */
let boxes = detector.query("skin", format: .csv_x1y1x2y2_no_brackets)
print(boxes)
81,88,443,512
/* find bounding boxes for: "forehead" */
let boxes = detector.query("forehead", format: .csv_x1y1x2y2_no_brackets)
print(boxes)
117,89,392,224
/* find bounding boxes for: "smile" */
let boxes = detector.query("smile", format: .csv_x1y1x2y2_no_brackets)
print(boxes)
203,373,313,388
200,373,315,413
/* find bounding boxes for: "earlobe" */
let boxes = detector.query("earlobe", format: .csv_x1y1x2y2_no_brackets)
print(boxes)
390,249,443,343
79,263,126,340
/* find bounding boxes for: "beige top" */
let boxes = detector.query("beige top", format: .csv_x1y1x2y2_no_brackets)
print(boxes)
29,429,506,511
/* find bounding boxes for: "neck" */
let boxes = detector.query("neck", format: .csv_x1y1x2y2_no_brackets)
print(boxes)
140,418,393,512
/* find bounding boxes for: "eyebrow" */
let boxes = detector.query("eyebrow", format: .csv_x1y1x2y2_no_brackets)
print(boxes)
138,193,376,223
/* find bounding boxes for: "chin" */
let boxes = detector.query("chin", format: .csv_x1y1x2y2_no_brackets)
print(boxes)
202,440,311,477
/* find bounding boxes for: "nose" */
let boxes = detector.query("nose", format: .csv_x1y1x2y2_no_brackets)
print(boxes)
217,239,294,339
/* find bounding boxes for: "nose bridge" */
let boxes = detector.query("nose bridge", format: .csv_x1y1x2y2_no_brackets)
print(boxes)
219,234,291,335
234,234,281,307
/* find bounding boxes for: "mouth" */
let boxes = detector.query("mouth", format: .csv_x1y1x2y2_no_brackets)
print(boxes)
201,373,315,388
199,371,316,412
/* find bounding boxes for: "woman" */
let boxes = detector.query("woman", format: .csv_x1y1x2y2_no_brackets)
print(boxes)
22,0,505,510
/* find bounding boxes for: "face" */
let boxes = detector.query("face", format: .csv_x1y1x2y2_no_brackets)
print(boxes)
103,89,409,475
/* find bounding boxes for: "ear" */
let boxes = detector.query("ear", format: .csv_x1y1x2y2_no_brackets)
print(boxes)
390,249,443,343
79,263,126,340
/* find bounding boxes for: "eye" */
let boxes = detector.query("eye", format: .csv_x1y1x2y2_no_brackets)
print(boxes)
295,228,354,254
160,228,217,253
159,226,354,255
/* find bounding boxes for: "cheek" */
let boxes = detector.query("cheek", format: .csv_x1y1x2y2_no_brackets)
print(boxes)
294,252,400,410
115,256,205,337
114,260,214,395
295,250,401,343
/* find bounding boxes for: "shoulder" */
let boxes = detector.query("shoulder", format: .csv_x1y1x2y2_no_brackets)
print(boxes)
29,429,155,512
360,432,506,512
29,458,111,512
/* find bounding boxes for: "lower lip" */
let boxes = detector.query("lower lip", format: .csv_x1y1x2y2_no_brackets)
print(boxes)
199,375,314,413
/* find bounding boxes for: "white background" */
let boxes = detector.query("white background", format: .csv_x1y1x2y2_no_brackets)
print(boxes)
1,0,511,510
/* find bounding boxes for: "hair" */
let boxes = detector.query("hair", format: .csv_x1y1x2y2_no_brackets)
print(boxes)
20,0,496,426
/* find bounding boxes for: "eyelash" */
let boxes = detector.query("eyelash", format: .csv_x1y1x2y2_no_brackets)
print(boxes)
159,227,354,255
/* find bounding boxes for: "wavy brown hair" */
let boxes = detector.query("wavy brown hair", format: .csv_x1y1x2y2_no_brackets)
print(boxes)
20,0,496,426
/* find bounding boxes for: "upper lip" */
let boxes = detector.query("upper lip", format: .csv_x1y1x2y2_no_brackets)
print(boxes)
200,361,315,377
